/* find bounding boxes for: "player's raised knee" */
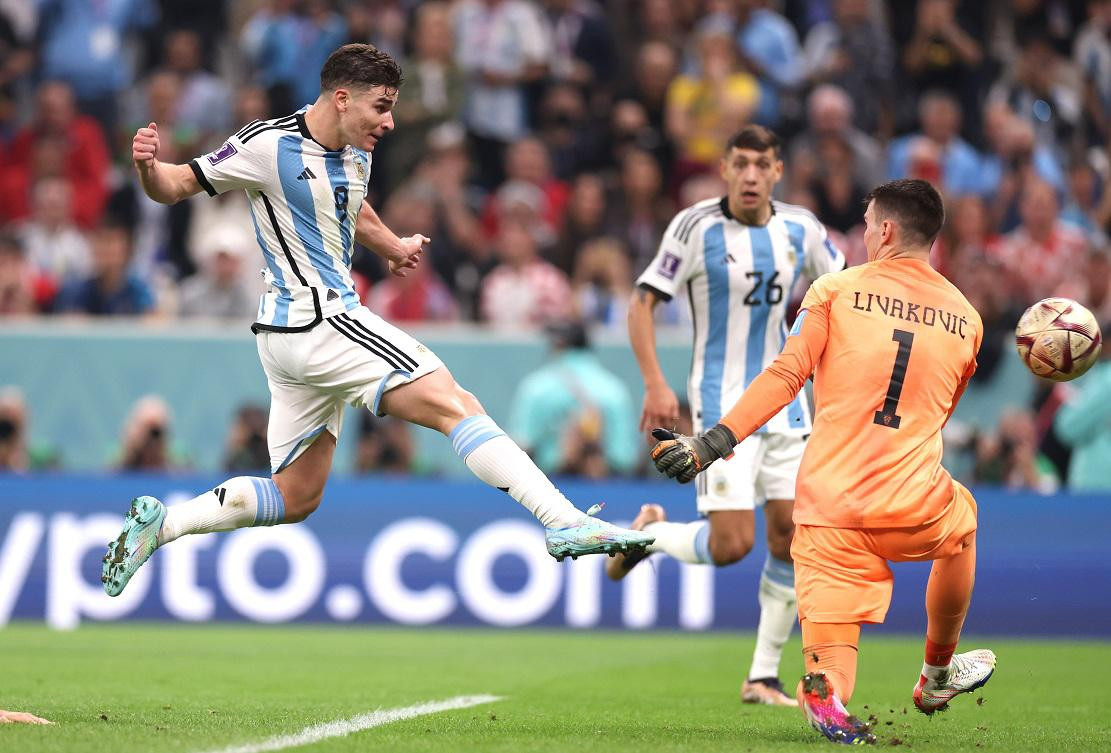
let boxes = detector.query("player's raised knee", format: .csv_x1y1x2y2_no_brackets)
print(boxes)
709,533,754,565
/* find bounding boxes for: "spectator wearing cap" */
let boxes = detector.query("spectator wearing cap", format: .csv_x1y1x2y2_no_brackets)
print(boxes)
178,221,261,320
508,319,638,477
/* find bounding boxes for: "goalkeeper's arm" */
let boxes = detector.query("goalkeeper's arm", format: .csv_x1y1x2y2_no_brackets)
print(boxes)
650,303,830,482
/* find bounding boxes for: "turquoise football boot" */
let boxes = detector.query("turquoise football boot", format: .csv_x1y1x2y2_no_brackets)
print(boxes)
545,503,655,562
101,495,167,597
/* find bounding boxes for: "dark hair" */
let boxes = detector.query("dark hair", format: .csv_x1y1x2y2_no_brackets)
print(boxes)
864,179,945,247
320,44,403,93
725,125,781,157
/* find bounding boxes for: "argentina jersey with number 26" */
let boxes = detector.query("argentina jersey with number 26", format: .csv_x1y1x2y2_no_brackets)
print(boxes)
190,108,370,332
637,196,845,435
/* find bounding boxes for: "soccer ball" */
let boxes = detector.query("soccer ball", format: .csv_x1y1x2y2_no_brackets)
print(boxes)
1014,297,1103,382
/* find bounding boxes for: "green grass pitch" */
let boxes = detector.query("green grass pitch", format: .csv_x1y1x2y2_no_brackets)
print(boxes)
1,624,1107,752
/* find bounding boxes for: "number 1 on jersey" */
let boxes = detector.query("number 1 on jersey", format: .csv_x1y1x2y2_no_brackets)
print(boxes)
874,329,914,430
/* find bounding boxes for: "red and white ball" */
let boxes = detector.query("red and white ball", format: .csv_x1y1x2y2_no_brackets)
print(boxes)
1014,297,1103,382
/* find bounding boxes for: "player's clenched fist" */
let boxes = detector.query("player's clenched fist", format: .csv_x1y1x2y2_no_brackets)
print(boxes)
649,425,738,483
133,121,160,168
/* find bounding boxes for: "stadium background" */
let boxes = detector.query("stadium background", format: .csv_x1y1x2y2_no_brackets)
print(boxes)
0,0,1110,636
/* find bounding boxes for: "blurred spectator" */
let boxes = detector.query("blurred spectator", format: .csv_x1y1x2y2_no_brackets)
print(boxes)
482,137,569,240
897,0,984,134
623,40,678,146
0,6,31,97
116,395,186,471
887,90,983,196
18,177,91,283
536,82,606,177
455,0,552,188
53,218,157,316
604,147,674,271
948,250,1018,384
0,387,59,471
179,221,261,319
1055,328,1111,491
978,101,1066,222
379,2,464,194
223,403,270,473
733,0,804,128
666,20,759,180
155,28,233,151
0,232,54,315
788,85,885,192
972,408,1059,493
551,172,608,275
241,0,347,115
0,81,110,229
480,218,572,327
992,177,1090,304
1059,156,1103,237
543,0,616,91
122,70,191,164
606,98,669,177
802,0,895,137
1075,0,1111,145
936,194,1001,281
807,135,866,234
509,319,637,476
354,412,422,475
989,32,1083,162
572,236,632,330
34,0,156,131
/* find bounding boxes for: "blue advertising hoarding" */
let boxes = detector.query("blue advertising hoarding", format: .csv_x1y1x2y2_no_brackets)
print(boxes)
0,475,1107,636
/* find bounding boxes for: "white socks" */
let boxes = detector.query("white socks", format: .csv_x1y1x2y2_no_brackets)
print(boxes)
642,520,713,563
748,555,797,681
451,415,585,528
158,476,285,546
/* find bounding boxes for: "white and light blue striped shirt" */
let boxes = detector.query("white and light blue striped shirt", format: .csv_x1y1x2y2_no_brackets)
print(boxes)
637,197,845,435
190,108,370,331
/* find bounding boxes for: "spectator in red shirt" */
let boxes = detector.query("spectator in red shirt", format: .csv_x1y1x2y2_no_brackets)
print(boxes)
0,81,110,229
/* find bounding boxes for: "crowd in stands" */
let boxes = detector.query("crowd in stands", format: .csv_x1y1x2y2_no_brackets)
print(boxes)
1,0,1110,490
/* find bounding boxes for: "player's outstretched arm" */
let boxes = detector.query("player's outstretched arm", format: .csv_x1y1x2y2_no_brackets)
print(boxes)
628,285,680,433
355,201,427,277
132,122,204,205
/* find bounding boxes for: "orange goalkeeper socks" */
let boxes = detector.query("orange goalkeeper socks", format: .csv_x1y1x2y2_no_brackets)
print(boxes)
798,619,861,705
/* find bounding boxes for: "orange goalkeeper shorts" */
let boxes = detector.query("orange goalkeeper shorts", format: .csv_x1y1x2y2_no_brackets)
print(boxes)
791,482,978,625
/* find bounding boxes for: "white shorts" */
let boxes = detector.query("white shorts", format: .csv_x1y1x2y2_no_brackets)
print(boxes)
255,307,443,473
695,432,806,513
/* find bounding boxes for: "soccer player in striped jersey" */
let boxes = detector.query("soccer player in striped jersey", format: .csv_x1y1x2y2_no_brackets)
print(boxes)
101,44,653,598
615,126,845,706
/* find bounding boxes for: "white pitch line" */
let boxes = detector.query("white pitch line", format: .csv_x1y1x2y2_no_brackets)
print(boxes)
195,695,502,753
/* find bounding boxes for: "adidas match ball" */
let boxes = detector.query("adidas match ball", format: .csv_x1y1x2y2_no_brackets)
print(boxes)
1014,297,1102,382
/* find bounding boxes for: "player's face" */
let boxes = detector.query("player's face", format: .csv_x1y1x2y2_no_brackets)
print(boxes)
339,85,398,151
720,146,782,218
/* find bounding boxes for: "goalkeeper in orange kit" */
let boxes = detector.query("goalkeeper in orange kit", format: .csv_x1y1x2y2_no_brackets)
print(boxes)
650,179,996,745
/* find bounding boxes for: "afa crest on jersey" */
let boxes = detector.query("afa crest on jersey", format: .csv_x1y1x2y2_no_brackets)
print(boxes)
354,155,367,182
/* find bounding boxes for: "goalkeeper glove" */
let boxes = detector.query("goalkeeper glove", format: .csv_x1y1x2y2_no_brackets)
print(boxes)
649,425,738,483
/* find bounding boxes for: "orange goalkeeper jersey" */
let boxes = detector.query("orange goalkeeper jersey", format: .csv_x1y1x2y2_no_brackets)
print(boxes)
720,257,982,529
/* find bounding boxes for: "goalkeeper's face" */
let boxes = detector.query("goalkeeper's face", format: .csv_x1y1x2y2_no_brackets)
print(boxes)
720,146,782,218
